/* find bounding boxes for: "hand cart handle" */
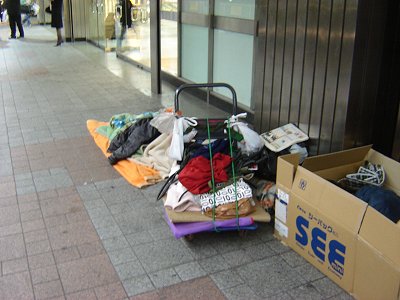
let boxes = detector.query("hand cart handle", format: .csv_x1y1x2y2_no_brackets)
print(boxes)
174,83,238,115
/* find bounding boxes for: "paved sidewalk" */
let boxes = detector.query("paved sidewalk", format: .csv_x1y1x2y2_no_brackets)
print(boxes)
0,24,352,300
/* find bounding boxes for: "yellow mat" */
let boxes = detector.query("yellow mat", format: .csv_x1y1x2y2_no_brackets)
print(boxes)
87,119,162,188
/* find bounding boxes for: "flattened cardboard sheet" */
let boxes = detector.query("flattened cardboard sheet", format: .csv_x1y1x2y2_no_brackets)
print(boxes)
164,201,270,223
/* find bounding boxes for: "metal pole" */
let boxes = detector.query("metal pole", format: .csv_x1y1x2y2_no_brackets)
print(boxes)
150,0,161,94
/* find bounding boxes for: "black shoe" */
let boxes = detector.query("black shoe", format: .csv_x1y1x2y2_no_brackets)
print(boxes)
55,40,63,47
18,35,24,39
8,36,16,39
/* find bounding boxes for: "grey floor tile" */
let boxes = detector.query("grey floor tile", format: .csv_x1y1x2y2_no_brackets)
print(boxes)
102,236,130,252
181,235,219,259
288,284,323,300
86,206,112,220
90,214,118,229
210,269,244,290
199,255,230,274
328,292,354,300
243,242,276,261
114,260,146,280
148,268,181,288
108,247,137,265
122,274,155,297
108,202,132,216
294,263,325,282
312,277,344,299
15,178,34,188
133,239,194,273
174,261,206,281
148,225,175,241
221,249,254,267
82,198,107,210
96,225,123,240
266,239,292,254
16,185,37,196
236,256,306,298
222,284,263,300
280,250,308,268
114,212,165,235
125,231,154,246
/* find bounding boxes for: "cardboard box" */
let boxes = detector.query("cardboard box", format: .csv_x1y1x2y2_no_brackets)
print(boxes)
274,145,400,298
353,206,400,300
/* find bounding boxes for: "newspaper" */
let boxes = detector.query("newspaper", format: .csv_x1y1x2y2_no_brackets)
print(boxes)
260,123,309,152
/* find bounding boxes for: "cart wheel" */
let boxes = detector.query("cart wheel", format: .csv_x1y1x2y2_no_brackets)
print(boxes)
238,230,248,238
183,234,195,242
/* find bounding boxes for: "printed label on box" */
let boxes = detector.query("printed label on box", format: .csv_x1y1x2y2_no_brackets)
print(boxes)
275,189,289,223
277,189,289,204
275,218,288,238
294,204,347,279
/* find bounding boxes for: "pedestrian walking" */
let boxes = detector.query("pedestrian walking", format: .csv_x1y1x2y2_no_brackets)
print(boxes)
4,0,24,39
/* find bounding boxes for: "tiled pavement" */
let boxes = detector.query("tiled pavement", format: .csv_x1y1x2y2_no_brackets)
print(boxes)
0,24,354,299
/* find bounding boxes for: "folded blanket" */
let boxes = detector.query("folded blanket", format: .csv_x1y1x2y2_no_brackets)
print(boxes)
87,119,162,188
164,181,201,212
129,133,174,179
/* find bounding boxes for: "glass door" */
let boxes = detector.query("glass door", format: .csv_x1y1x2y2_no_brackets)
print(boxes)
98,0,118,51
180,0,209,83
86,0,100,46
160,0,178,75
212,0,256,108
115,0,151,70
177,0,256,108
96,0,106,48
87,0,117,51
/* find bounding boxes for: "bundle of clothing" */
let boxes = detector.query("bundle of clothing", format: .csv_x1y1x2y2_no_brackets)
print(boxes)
95,110,309,219
95,112,174,178
96,109,305,218
333,161,400,223
154,112,308,219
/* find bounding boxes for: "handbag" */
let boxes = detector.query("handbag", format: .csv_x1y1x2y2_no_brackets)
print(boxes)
45,2,53,14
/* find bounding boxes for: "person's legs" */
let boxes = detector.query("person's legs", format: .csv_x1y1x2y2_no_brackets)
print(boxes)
8,14,16,38
55,28,63,46
117,26,126,48
16,14,24,37
22,14,30,26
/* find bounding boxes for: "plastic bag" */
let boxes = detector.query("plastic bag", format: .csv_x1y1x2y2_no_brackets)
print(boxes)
227,113,264,156
150,110,176,134
168,117,197,161
289,144,308,163
32,3,40,16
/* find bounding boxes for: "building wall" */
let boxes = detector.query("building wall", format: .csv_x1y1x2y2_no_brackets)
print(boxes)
254,0,358,155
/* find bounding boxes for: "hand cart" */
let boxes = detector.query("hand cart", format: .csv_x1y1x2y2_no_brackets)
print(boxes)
161,83,271,240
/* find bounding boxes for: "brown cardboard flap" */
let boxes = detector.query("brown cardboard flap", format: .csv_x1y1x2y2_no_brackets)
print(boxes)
291,167,328,207
359,207,400,266
165,202,271,223
287,193,358,292
353,238,400,300
318,182,367,233
277,154,300,189
367,149,400,195
314,162,362,181
302,145,371,172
